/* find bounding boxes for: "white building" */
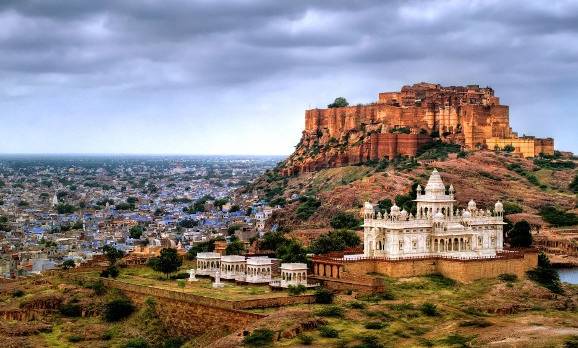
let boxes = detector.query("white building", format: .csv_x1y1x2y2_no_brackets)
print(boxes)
279,263,308,288
245,257,272,284
363,169,505,259
220,255,247,280
196,252,221,276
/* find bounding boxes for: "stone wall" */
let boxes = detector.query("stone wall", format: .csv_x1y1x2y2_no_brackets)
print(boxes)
312,251,538,289
102,279,266,338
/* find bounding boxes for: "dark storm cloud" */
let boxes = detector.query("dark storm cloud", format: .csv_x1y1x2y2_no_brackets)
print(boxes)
1,0,577,153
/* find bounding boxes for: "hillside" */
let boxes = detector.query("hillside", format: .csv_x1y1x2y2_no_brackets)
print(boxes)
247,150,577,230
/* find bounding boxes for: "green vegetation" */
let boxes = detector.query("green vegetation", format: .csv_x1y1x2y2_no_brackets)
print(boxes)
539,206,578,227
389,126,411,134
296,196,321,220
534,158,576,170
328,97,349,108
417,141,462,160
365,321,386,329
298,334,314,345
527,252,563,294
56,203,76,214
316,305,344,318
330,211,361,229
309,229,361,254
502,201,523,215
507,163,547,189
377,199,393,214
186,238,218,259
498,273,518,282
319,325,339,338
148,248,183,279
287,284,307,296
243,329,274,347
103,296,135,322
129,225,144,239
507,220,533,247
258,231,307,263
225,236,246,255
420,302,439,316
61,259,76,270
315,288,335,304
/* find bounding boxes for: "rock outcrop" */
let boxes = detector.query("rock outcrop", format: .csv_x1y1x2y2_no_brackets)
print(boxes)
282,83,553,175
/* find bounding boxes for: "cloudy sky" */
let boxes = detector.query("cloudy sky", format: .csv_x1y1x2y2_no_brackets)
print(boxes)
1,0,577,155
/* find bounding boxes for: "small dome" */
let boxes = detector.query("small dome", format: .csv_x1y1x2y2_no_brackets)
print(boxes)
434,211,444,220
449,184,455,193
462,210,471,218
364,202,374,210
494,201,504,212
467,199,477,210
390,204,400,214
400,209,408,218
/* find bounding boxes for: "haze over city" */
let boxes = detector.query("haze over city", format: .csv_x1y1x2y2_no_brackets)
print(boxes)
1,0,578,155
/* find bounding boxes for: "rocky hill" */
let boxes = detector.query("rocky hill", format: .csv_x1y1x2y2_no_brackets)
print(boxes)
247,150,577,229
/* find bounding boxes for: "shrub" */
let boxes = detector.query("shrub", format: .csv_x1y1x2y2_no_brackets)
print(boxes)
498,273,518,282
427,273,456,287
527,252,563,294
540,206,578,227
122,338,149,348
319,325,339,338
11,289,25,298
508,220,533,247
67,335,82,343
358,335,383,348
86,279,106,295
314,288,334,304
502,202,523,215
60,303,82,317
330,211,361,229
364,321,386,330
565,335,578,348
287,284,307,296
101,331,113,340
308,229,361,254
298,334,314,345
459,319,492,328
570,175,578,194
103,297,135,322
100,266,119,278
296,197,321,220
243,329,274,347
347,301,366,309
420,303,439,316
328,97,349,108
169,272,189,280
357,290,395,302
316,305,344,318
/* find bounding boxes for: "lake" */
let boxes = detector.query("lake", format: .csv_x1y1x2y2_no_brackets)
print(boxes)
557,268,578,285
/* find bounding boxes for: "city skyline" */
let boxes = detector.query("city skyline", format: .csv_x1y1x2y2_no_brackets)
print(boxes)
1,0,578,155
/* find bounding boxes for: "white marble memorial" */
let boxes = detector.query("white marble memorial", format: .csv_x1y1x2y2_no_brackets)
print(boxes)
363,169,505,259
220,255,247,280
196,252,221,276
187,269,198,282
212,270,224,288
245,257,272,284
280,263,308,288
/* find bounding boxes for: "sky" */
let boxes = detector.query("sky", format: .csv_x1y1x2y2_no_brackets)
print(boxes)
1,0,577,155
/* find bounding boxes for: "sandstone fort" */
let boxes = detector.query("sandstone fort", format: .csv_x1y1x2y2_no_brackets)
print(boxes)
282,83,554,175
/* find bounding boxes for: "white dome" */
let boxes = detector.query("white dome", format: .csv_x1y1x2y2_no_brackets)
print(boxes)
467,199,477,210
425,169,446,194
364,202,374,210
434,211,444,220
462,210,471,218
400,209,408,218
390,204,400,214
494,201,504,212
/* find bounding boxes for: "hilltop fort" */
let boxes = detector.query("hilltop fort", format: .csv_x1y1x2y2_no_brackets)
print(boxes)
282,83,554,175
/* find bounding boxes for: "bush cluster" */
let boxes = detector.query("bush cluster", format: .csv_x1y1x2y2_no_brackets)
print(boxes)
540,206,578,227
527,252,563,294
243,329,274,347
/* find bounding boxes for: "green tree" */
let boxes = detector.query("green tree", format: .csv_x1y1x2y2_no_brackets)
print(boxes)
56,203,76,214
309,230,361,255
503,144,515,152
527,252,563,293
225,236,246,255
327,97,349,108
61,259,76,270
377,199,393,213
508,220,533,247
129,225,144,239
276,239,307,263
186,239,217,259
103,245,125,267
330,212,361,230
148,248,182,279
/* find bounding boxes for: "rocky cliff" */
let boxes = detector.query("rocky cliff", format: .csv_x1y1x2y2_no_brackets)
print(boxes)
281,83,518,176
